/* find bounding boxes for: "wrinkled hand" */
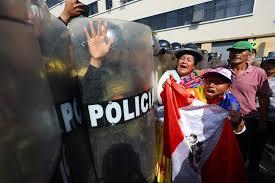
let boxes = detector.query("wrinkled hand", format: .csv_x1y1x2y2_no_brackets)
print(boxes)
60,0,85,24
233,119,245,134
228,110,245,133
83,18,113,68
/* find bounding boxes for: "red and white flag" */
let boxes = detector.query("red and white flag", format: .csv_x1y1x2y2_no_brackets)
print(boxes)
161,79,247,183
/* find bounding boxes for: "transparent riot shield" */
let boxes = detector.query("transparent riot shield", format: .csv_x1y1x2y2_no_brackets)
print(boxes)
28,1,94,182
0,1,61,183
152,35,160,105
68,17,158,182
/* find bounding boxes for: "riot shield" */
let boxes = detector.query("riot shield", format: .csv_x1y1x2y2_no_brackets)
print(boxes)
29,2,94,182
68,18,158,182
152,35,160,104
0,0,29,22
0,0,61,182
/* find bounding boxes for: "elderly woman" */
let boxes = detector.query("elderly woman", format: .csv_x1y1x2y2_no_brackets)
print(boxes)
157,43,204,104
155,43,204,182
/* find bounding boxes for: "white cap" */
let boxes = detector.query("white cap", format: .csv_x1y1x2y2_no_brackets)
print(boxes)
204,67,232,83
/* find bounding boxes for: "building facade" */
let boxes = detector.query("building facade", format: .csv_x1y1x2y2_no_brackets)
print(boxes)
48,0,275,62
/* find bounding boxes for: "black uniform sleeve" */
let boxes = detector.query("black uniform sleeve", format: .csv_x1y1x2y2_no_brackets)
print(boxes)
82,65,105,104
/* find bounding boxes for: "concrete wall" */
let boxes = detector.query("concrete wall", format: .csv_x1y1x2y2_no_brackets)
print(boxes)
201,42,212,52
249,36,275,58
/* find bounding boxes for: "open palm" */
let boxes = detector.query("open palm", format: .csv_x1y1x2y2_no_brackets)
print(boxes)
83,18,113,60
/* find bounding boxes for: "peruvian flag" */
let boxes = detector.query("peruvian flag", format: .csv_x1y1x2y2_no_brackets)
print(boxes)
161,79,247,183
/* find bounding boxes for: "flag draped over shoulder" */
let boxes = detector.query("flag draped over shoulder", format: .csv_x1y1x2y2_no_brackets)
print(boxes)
160,79,247,183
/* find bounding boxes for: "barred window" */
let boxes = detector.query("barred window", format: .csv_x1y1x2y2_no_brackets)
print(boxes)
106,0,112,10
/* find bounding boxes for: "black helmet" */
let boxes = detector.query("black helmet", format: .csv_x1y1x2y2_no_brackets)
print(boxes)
265,52,275,62
261,51,275,68
184,43,199,50
171,42,182,51
159,39,172,54
175,43,203,65
208,52,218,61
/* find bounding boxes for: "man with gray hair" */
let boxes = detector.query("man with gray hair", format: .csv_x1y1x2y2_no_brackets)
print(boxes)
226,41,271,181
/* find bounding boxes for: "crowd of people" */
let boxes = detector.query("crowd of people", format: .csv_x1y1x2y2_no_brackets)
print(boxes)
157,39,274,182
80,17,274,182
57,1,275,182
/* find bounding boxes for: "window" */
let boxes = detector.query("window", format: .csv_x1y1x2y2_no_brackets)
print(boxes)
156,14,167,30
134,0,254,31
150,16,163,30
192,4,204,23
46,0,61,8
88,1,98,15
215,0,226,19
106,0,112,10
183,7,193,25
239,0,254,15
136,18,149,26
226,0,239,17
177,9,185,25
166,12,177,28
204,1,215,21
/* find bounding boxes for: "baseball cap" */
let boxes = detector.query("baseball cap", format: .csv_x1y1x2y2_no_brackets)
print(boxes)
203,67,232,83
226,41,254,52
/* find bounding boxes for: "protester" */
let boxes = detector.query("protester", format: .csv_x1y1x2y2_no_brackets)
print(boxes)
262,52,275,120
156,43,204,182
188,67,245,133
157,43,204,104
160,68,246,182
261,52,275,146
226,41,271,181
